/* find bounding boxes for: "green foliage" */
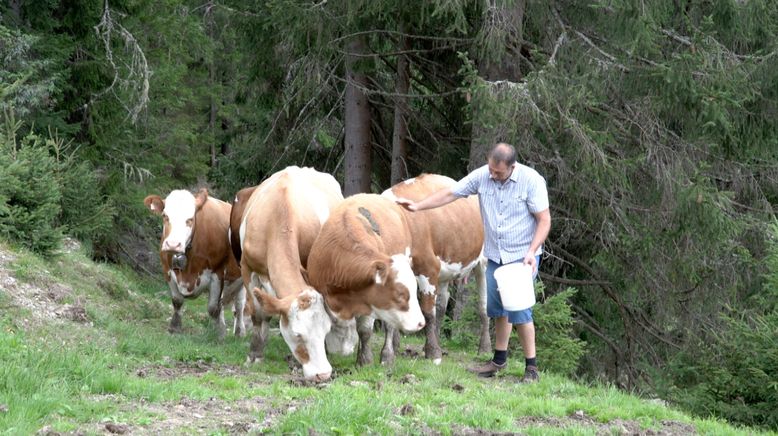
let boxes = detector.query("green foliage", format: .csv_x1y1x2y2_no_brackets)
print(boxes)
0,112,115,255
0,120,63,255
522,286,586,377
658,223,778,430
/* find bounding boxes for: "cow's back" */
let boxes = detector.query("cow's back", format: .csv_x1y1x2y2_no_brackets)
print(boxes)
385,174,483,264
240,167,343,275
308,194,412,292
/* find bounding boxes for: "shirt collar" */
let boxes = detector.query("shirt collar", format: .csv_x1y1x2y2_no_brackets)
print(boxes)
508,164,520,183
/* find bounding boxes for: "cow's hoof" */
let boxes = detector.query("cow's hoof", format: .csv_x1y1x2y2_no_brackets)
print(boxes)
168,326,183,334
380,353,396,366
245,355,263,365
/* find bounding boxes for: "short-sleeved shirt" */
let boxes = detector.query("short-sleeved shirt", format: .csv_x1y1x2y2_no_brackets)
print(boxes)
451,163,549,264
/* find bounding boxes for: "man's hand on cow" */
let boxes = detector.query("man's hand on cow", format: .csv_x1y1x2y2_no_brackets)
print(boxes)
395,198,417,212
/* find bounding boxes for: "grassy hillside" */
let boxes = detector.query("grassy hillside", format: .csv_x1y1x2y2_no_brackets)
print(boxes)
0,240,769,435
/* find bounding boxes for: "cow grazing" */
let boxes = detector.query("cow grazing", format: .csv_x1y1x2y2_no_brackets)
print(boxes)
144,188,247,339
381,174,490,364
237,166,355,382
306,193,427,366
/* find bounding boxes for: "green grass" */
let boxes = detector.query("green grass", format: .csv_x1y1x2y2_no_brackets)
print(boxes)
0,241,773,435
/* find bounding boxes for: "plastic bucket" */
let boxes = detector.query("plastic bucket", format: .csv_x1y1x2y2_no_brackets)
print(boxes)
494,263,535,311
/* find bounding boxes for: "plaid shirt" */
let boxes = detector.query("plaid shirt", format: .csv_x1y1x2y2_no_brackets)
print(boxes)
451,163,549,264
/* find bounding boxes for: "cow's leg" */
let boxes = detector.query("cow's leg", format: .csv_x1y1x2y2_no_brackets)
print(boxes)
246,277,270,363
208,275,226,340
356,315,375,366
168,279,185,334
380,324,397,365
232,286,247,337
247,313,270,363
434,278,451,352
417,274,442,364
475,257,491,354
221,279,247,337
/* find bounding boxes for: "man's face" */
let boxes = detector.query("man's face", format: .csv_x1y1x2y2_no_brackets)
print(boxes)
488,159,514,182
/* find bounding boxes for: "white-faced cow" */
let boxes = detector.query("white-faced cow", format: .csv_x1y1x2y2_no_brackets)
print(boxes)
381,174,490,364
144,189,247,339
306,193,427,366
237,166,355,382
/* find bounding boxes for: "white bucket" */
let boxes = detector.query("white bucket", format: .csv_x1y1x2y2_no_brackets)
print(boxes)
494,263,535,311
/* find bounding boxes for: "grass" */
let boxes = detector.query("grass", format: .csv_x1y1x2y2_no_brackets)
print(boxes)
0,241,773,435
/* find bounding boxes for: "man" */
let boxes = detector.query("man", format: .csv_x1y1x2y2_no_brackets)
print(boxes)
396,143,551,383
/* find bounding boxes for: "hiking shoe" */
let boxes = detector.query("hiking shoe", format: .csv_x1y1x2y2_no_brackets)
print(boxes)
520,365,540,384
467,360,506,378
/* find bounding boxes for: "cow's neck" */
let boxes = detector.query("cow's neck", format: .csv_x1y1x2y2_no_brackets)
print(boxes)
266,233,309,297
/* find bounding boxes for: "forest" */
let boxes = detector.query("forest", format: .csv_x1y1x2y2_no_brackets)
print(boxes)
1,0,777,430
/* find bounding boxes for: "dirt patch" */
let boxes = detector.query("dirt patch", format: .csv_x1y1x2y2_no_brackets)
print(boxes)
0,247,93,329
39,395,304,435
514,410,697,435
136,359,251,380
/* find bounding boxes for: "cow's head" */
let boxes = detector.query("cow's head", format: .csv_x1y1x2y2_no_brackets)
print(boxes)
369,251,426,333
144,189,208,253
254,287,333,382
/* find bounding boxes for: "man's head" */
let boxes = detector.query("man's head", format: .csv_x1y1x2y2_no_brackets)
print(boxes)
487,143,516,182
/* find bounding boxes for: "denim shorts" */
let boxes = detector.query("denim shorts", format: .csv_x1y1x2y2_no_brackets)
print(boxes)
485,256,540,325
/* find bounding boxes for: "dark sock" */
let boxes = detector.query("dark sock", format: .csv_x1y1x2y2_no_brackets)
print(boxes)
525,357,537,368
493,349,508,366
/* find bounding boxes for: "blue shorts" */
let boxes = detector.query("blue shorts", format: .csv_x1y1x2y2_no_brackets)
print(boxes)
486,256,540,325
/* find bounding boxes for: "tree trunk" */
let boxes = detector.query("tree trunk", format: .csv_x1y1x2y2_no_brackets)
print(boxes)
390,29,411,185
9,0,22,23
343,35,372,195
206,0,218,167
468,0,526,170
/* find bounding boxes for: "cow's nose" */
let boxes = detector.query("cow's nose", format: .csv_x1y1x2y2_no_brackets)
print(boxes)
311,372,331,382
163,241,182,251
417,320,426,330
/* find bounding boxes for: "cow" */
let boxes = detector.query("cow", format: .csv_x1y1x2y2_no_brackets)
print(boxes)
306,193,427,366
236,166,356,382
144,188,247,339
229,185,256,264
381,174,490,365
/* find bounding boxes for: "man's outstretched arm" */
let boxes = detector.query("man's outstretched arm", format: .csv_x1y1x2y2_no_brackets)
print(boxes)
395,188,459,212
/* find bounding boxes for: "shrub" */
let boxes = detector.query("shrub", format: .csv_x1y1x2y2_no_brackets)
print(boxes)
0,130,62,255
0,115,115,256
529,285,587,376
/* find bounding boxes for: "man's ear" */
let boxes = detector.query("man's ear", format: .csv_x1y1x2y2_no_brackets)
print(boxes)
194,188,208,210
144,195,164,215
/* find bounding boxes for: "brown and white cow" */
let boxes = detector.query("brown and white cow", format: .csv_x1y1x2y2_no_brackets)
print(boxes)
237,166,355,382
306,193,427,366
381,174,490,364
144,188,247,339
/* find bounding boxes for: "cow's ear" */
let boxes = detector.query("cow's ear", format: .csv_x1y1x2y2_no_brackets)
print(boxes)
372,261,389,285
144,195,164,215
194,188,208,210
253,287,291,316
